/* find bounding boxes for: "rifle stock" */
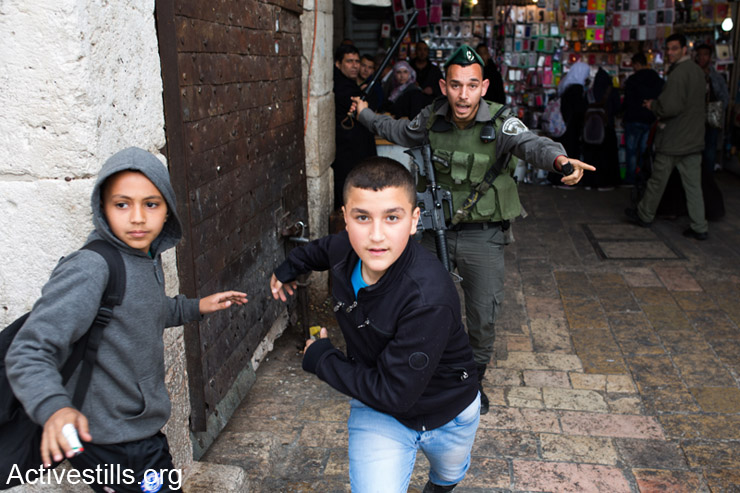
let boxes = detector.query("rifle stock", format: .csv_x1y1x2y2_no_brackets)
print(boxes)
405,144,454,272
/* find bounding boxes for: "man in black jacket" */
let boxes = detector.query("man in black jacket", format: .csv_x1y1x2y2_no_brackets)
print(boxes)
622,52,664,186
332,44,377,209
271,157,479,493
410,41,443,103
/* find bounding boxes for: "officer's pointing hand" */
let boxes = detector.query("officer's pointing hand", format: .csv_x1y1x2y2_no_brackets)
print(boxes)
556,156,596,186
350,97,369,117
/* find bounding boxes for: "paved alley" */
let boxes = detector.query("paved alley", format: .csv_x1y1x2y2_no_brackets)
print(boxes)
202,172,740,492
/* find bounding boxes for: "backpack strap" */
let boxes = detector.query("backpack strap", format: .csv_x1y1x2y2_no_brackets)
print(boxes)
60,240,125,409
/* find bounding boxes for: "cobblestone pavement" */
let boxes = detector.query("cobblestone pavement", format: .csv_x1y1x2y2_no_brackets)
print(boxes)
202,173,740,492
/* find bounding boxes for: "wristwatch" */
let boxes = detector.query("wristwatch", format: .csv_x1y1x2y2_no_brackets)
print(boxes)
560,160,574,176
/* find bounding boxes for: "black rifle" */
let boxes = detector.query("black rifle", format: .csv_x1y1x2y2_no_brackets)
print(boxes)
406,144,454,273
342,11,418,129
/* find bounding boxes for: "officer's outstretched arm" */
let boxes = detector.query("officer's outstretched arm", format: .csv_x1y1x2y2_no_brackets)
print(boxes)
555,155,596,186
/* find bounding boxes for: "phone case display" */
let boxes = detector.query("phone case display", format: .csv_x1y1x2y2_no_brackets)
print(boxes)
494,1,566,126
426,21,474,60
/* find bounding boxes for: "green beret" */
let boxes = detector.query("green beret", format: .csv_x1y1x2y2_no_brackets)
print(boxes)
443,44,485,69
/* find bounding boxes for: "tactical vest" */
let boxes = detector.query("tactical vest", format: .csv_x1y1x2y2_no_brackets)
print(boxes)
426,100,521,222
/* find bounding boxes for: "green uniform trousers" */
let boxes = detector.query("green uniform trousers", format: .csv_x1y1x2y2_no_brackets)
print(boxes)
421,225,508,366
637,152,708,233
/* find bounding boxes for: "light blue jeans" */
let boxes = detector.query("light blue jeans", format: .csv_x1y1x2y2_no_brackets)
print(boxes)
347,393,481,493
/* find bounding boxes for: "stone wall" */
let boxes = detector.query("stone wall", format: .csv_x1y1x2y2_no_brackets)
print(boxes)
302,0,335,302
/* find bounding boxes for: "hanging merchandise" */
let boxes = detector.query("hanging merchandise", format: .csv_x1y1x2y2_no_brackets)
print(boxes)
381,23,392,38
392,0,412,29
415,0,428,27
450,0,461,21
429,0,442,24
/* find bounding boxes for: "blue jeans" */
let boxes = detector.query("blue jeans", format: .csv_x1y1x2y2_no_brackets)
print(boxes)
347,394,481,493
624,121,652,185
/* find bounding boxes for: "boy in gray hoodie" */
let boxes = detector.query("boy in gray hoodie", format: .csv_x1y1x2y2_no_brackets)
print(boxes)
6,147,247,492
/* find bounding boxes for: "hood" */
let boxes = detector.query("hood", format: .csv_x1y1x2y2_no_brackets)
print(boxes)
90,147,182,257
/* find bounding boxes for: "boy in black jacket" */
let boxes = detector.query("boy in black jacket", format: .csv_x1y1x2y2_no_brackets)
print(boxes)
270,157,479,493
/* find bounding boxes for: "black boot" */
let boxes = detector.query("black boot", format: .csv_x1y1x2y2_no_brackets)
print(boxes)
477,364,489,415
422,480,458,493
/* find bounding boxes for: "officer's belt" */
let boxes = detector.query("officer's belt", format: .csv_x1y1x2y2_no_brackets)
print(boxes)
449,220,510,232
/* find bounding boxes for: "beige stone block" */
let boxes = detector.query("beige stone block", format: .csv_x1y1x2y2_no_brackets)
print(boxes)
301,0,334,14
571,373,607,391
481,407,561,433
606,394,643,414
506,387,544,408
530,318,573,353
606,374,636,393
543,387,609,412
303,93,335,176
523,370,571,388
306,174,331,238
163,326,193,470
499,352,583,371
560,411,664,439
507,334,533,352
540,434,618,465
182,461,248,492
300,10,333,94
571,372,635,393
488,387,508,407
488,368,522,386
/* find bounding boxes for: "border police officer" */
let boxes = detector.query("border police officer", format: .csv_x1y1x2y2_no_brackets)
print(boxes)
351,45,594,414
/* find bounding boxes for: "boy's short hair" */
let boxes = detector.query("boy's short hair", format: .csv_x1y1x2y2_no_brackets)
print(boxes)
343,157,416,207
361,54,375,64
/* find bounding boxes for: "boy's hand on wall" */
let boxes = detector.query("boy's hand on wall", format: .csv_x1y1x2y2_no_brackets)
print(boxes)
303,327,328,353
199,291,248,314
42,407,91,467
270,274,297,302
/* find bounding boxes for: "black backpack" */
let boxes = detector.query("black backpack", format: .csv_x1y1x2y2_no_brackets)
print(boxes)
582,86,610,145
0,240,125,489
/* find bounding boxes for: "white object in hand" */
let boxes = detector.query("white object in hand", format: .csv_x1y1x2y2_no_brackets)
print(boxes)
61,423,84,455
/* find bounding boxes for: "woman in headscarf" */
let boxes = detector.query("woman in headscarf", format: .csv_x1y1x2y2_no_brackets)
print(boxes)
382,61,428,120
548,62,590,186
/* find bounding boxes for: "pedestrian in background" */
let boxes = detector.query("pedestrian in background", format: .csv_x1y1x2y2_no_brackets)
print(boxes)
626,33,709,240
621,52,664,186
